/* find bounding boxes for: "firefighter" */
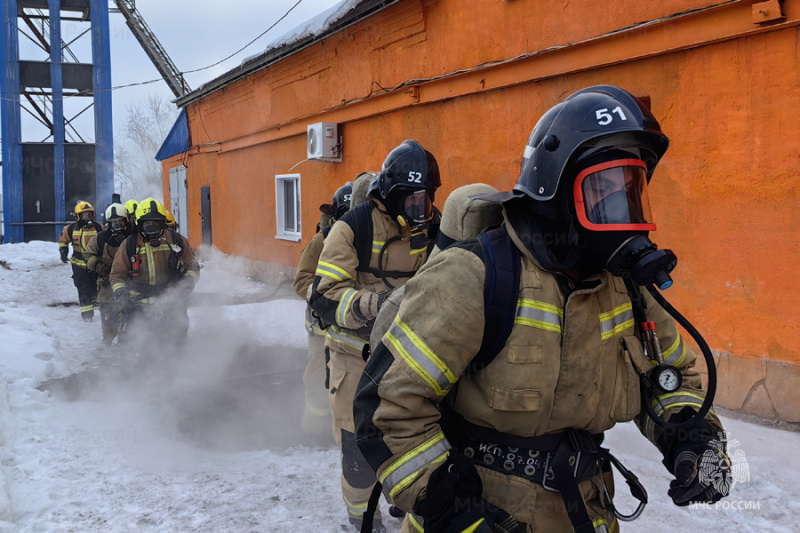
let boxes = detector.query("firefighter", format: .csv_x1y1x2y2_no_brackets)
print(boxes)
85,203,135,346
110,198,199,343
294,181,355,436
59,201,104,321
355,86,729,533
369,183,504,354
166,210,178,231
124,200,139,234
309,140,441,532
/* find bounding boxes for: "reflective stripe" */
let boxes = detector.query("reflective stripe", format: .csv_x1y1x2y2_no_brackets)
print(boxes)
599,302,634,341
384,317,456,397
408,514,424,532
184,270,198,279
316,261,354,282
372,241,385,254
410,246,427,256
594,518,610,533
337,288,359,328
380,432,450,498
344,496,368,518
644,391,715,441
662,334,687,367
69,257,87,268
515,298,563,334
112,282,127,292
80,304,95,313
326,325,367,352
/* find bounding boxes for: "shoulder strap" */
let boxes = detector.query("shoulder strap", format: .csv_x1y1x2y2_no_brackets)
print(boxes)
97,230,110,254
347,201,374,272
322,224,333,239
468,226,521,374
68,222,77,238
167,228,183,250
126,233,138,259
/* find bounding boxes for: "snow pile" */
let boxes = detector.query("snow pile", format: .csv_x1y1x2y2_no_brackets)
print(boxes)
240,0,366,66
1,240,799,532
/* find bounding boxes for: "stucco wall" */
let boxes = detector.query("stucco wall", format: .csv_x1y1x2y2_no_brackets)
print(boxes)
164,0,800,421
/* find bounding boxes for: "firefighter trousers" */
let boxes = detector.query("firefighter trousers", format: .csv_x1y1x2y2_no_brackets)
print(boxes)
71,264,97,318
328,348,382,522
302,330,332,434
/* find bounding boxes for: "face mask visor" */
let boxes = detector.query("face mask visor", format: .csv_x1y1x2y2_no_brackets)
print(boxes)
109,218,126,232
79,211,94,222
140,219,163,240
573,159,656,232
402,190,433,224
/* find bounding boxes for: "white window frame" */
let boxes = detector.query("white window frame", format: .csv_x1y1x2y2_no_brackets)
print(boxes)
275,173,302,241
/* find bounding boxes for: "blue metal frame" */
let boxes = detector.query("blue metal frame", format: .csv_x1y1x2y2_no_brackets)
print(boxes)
1,0,23,243
49,0,65,239
91,0,114,210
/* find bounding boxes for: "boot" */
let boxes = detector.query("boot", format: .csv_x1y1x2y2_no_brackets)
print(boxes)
348,517,386,533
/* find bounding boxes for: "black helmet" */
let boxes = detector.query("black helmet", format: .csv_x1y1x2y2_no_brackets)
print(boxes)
368,140,441,200
319,182,353,222
516,85,669,201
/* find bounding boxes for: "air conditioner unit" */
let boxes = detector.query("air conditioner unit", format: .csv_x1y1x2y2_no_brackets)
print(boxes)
307,122,342,162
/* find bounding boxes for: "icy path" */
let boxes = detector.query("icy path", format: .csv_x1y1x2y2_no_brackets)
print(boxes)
1,241,799,532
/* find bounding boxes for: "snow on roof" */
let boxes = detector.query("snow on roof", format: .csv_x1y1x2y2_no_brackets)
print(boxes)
240,0,364,66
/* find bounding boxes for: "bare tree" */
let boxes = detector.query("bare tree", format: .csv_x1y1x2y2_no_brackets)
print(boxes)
115,93,177,202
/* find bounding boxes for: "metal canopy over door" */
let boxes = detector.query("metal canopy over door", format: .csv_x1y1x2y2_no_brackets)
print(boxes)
200,186,212,246
169,166,188,236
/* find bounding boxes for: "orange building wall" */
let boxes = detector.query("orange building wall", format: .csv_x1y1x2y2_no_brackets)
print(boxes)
165,0,800,420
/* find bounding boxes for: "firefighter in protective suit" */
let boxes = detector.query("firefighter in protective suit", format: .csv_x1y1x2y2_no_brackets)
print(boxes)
110,198,199,342
355,86,729,533
293,181,355,436
59,201,104,321
369,183,504,354
309,140,442,532
85,203,135,346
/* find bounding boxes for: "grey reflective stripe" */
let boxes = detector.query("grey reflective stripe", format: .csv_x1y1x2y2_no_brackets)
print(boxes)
599,303,634,341
515,298,563,334
326,325,367,351
384,317,456,397
380,432,450,498
644,391,714,442
663,335,686,367
337,288,358,328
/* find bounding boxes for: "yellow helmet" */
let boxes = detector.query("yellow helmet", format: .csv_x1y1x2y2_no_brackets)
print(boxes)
165,210,176,228
135,198,168,240
74,201,95,222
124,200,139,216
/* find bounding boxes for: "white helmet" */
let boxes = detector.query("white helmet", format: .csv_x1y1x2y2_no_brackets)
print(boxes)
104,203,128,233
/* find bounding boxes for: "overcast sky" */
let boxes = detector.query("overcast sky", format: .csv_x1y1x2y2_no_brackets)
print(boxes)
10,0,343,142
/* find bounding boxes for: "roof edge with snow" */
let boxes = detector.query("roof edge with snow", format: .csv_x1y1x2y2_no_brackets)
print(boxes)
174,0,400,108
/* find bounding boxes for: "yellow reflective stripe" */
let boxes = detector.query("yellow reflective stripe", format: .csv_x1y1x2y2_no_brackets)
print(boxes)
69,257,87,267
462,519,488,533
184,270,198,278
337,288,359,328
385,317,456,397
600,302,634,341
59,243,68,248
112,282,127,292
408,514,424,532
410,246,427,256
79,304,95,313
662,334,687,367
325,325,367,351
343,496,368,517
652,391,715,418
380,432,450,498
316,261,354,282
515,298,563,334
372,240,385,254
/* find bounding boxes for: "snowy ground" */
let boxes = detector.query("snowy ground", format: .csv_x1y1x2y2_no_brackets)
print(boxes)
1,241,798,532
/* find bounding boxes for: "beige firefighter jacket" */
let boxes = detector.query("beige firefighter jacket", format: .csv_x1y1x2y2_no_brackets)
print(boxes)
59,221,103,268
109,230,199,302
85,230,127,303
311,198,430,358
355,216,721,527
294,229,327,335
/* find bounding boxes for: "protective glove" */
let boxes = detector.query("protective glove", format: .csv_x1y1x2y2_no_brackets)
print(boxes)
96,263,111,277
661,409,731,506
414,453,521,533
60,247,69,263
114,287,133,311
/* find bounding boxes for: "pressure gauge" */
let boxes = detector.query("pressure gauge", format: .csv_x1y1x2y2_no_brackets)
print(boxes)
654,365,682,393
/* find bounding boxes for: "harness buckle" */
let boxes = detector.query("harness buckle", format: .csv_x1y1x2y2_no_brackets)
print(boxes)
541,453,558,492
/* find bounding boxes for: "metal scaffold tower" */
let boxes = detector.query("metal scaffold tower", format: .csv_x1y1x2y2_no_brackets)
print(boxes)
1,0,114,243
